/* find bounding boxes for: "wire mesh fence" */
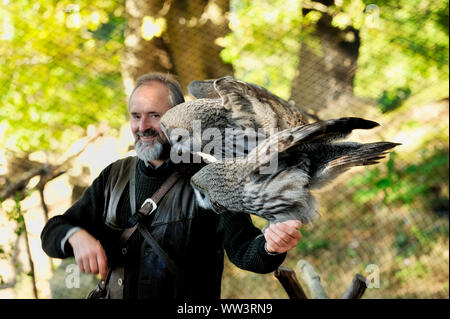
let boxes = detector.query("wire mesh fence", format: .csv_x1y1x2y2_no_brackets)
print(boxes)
0,0,448,299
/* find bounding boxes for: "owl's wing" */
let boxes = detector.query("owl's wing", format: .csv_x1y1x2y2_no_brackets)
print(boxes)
244,117,380,174
305,141,400,189
188,79,221,99
213,76,309,131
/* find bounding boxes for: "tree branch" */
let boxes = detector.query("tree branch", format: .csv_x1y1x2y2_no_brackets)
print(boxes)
1,129,105,202
22,222,39,299
38,188,49,223
0,165,50,201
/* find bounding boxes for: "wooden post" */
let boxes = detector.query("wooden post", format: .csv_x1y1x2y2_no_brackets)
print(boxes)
341,274,368,299
274,266,308,299
276,259,370,299
295,259,328,299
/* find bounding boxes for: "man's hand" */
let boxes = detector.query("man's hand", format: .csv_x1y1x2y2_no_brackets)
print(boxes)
264,220,302,254
68,229,108,280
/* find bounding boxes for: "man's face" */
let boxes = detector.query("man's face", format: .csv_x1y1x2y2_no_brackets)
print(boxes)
129,82,172,162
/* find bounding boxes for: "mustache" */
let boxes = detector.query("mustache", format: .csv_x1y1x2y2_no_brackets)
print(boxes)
136,128,167,145
136,128,159,138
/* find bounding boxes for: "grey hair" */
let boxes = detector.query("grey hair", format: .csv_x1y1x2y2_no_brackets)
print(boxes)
129,72,185,107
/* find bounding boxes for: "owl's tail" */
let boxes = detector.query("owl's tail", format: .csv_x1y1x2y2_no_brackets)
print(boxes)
309,141,400,189
328,141,400,166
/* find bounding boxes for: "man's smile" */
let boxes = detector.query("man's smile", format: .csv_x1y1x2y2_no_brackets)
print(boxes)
139,135,157,143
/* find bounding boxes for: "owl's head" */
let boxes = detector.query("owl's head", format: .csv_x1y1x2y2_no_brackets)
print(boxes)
160,98,228,159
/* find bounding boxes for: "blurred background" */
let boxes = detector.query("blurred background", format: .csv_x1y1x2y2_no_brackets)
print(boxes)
0,0,448,299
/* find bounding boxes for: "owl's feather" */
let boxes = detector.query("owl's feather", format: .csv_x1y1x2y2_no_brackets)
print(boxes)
191,117,400,224
162,76,310,161
245,117,380,174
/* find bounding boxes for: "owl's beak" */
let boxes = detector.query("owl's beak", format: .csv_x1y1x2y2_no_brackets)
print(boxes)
194,151,218,164
191,185,214,211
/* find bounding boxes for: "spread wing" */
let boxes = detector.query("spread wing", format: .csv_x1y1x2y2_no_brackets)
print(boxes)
189,76,309,133
243,117,381,174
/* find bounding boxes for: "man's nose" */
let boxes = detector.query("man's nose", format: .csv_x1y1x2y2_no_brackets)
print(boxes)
138,117,153,132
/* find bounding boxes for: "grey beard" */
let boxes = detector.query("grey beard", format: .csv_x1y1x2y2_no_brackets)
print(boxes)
135,139,164,165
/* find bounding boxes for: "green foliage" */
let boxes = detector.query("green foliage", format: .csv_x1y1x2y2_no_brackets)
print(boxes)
392,223,448,258
395,260,428,283
222,0,303,99
394,230,420,257
222,0,448,107
0,192,25,275
348,148,449,210
5,192,27,236
377,87,411,113
296,227,331,254
353,0,449,102
0,0,126,154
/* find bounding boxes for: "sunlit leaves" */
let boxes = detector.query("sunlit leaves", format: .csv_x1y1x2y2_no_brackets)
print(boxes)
222,0,303,99
221,0,448,108
141,16,166,40
354,0,449,102
0,0,126,155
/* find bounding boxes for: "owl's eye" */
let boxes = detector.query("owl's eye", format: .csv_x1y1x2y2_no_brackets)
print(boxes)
177,135,183,142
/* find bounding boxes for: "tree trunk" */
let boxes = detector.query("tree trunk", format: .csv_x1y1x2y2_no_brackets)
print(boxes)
122,0,232,96
122,0,175,96
166,0,233,91
290,2,361,114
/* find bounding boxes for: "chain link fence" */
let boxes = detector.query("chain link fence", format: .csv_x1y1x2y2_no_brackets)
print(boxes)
0,0,448,299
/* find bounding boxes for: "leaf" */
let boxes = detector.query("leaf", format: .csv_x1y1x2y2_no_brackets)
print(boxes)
353,188,379,204
376,178,392,190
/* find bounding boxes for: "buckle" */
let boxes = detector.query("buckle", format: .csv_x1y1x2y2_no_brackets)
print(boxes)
128,198,158,227
141,198,157,214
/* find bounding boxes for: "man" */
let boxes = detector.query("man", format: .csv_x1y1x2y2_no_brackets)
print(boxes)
41,73,302,299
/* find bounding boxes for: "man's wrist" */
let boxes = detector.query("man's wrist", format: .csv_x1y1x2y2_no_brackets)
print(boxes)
61,227,82,253
264,242,280,256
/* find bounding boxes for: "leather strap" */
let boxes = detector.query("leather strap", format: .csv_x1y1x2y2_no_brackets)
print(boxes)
118,170,180,249
129,156,137,217
138,170,180,216
137,223,183,281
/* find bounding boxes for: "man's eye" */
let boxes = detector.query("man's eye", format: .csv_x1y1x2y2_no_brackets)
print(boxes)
152,114,160,119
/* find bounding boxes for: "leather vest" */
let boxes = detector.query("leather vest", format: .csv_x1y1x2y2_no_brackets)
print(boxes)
102,157,224,299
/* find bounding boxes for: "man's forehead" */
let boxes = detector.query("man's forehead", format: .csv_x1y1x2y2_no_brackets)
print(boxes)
129,82,171,110
133,82,169,98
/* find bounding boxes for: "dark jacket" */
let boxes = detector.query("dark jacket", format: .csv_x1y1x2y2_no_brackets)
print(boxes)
41,157,286,299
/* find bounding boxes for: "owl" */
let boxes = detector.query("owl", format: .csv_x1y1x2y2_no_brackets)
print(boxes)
160,76,309,161
190,117,400,224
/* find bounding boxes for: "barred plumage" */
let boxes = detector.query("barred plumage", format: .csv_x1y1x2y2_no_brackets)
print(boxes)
190,117,400,224
160,76,309,160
